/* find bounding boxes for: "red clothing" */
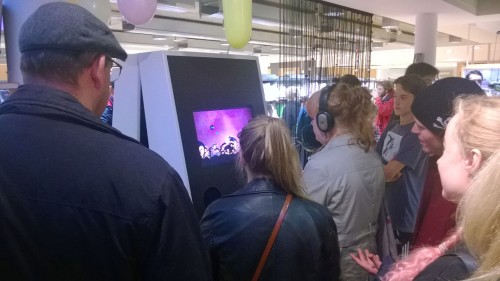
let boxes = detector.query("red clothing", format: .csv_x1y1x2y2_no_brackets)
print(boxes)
412,156,457,248
374,94,394,136
107,95,114,107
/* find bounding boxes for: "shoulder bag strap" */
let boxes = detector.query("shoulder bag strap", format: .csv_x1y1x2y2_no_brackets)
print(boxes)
449,251,479,274
251,194,293,281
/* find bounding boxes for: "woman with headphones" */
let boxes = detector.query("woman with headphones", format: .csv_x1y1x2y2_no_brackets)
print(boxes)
303,83,385,281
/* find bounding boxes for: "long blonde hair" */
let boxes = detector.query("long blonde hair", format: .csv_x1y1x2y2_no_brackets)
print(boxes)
453,96,500,280
454,95,500,162
238,115,307,198
328,83,376,151
458,152,500,281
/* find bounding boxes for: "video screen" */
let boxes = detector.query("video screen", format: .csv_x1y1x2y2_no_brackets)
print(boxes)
193,107,252,165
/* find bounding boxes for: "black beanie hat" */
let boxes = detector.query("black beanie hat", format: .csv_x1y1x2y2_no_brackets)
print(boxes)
19,2,127,61
411,77,485,136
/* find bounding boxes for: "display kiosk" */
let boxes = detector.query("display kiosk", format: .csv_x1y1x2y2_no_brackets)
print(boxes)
113,51,266,217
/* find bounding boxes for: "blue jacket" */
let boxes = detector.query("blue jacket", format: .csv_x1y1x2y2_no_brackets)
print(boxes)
0,84,211,281
201,178,340,281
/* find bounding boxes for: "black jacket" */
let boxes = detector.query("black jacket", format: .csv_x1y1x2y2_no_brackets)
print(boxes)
201,178,340,281
414,243,476,281
0,85,211,281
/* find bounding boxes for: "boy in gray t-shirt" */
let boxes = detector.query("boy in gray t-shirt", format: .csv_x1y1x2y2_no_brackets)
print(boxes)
375,74,428,253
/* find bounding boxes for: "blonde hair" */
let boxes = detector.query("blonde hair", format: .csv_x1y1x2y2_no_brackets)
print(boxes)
453,95,500,162
328,83,377,151
453,96,500,280
238,115,307,198
458,152,500,281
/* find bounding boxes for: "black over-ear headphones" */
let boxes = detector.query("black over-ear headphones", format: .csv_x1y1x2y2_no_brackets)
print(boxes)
316,84,335,132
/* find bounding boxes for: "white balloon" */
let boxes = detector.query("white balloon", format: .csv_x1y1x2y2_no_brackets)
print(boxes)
71,0,111,24
117,0,157,26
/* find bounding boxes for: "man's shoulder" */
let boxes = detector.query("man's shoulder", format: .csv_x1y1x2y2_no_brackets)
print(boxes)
118,143,176,178
103,131,164,161
98,134,182,190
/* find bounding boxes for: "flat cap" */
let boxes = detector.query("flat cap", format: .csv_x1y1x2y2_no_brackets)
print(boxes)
411,77,484,136
19,2,127,61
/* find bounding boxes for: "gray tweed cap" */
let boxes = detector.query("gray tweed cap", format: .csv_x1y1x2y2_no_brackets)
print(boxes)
19,2,127,61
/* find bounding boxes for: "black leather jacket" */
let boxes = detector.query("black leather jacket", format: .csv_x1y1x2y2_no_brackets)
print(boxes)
201,178,340,281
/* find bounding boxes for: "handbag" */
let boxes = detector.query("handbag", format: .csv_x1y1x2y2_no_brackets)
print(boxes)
251,194,293,281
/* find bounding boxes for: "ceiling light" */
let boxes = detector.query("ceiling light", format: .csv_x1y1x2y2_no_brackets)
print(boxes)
208,12,224,19
152,35,167,41
324,11,344,17
381,17,399,30
252,17,280,27
156,3,188,13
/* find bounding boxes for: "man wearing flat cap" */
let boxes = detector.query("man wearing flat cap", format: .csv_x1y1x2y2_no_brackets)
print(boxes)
0,3,211,280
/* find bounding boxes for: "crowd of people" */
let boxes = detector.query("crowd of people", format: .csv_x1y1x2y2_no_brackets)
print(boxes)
1,2,499,281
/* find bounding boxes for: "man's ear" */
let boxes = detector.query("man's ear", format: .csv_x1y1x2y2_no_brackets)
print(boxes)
465,148,483,176
89,55,107,90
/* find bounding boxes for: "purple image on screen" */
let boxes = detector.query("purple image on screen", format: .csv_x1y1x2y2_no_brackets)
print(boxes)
193,107,252,160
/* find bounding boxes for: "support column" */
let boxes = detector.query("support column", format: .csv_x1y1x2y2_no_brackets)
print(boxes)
3,0,57,84
414,13,438,66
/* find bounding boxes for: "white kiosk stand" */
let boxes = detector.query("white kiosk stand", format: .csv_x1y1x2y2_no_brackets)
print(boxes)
113,51,267,217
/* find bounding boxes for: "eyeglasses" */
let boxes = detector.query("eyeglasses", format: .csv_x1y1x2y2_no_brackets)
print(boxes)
106,57,122,82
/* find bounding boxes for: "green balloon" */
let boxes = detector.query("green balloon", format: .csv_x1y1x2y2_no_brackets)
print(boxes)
222,0,252,49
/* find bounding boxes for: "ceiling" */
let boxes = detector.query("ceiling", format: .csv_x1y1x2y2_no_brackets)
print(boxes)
105,0,500,66
326,0,500,45
2,0,499,66
328,0,500,65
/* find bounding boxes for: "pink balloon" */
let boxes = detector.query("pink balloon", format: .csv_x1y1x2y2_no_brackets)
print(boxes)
117,0,157,25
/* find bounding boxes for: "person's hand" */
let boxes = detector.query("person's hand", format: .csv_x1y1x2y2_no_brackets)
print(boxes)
386,172,402,182
350,248,381,275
